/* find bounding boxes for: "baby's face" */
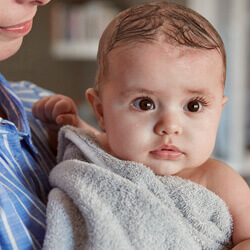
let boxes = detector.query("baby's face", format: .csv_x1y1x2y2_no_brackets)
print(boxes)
98,43,227,176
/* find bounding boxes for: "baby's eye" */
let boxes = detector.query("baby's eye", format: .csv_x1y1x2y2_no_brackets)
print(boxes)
132,98,155,111
184,100,202,112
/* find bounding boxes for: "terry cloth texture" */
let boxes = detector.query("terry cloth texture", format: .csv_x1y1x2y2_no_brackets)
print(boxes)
43,126,233,250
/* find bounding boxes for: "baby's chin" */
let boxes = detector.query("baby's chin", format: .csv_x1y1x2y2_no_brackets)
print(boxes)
0,37,23,61
146,159,200,177
148,165,180,176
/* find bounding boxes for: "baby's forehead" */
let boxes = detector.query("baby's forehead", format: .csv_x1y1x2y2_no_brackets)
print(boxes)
108,41,222,64
104,42,224,91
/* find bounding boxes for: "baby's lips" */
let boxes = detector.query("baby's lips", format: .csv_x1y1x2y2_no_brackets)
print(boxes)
154,144,182,153
150,144,184,160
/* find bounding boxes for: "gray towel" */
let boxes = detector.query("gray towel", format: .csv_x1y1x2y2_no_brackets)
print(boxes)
43,126,233,250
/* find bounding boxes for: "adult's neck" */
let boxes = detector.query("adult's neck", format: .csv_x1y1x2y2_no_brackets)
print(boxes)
0,106,7,120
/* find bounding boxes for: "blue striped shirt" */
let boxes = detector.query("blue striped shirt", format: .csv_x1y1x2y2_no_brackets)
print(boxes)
0,73,56,249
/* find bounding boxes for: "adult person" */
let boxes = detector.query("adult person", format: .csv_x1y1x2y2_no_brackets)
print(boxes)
0,0,94,248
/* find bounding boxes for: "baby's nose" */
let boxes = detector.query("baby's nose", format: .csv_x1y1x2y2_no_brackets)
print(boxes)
154,113,182,136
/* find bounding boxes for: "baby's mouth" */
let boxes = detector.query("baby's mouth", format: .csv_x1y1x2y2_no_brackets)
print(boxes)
150,145,184,160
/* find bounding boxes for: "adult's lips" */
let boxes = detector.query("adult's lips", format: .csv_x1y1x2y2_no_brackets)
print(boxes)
0,20,33,36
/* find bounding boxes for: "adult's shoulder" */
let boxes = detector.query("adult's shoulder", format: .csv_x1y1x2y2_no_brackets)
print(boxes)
9,80,54,97
9,80,54,109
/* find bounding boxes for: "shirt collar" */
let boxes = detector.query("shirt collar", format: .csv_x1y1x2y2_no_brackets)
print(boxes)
0,73,32,137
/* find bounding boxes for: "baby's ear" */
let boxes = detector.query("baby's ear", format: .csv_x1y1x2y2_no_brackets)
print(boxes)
86,88,106,132
222,95,228,109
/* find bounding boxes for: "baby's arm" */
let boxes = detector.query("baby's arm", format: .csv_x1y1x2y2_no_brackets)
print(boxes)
207,161,250,249
32,94,99,151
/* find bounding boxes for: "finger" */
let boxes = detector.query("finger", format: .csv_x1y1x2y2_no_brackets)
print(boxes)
56,114,77,127
52,98,78,122
43,95,71,123
32,96,52,122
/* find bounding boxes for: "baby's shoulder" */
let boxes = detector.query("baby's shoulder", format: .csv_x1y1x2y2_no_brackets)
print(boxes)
203,158,248,196
203,159,250,245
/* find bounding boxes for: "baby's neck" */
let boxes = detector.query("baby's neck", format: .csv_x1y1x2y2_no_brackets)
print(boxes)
96,133,112,155
174,159,212,187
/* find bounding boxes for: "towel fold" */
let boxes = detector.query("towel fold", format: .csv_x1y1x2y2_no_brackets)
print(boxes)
43,126,233,250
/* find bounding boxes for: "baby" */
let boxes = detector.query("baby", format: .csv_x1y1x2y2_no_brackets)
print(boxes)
33,1,250,249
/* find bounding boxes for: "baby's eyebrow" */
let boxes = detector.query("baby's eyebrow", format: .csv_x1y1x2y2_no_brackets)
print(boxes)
185,89,214,97
120,88,156,97
120,87,215,98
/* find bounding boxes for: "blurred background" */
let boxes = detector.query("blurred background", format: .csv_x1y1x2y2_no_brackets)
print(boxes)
0,0,249,182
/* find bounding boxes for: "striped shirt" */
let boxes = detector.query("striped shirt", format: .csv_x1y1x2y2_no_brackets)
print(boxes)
0,73,56,249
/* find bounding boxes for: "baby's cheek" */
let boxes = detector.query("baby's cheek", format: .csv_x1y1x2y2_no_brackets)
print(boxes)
110,124,148,160
193,129,216,164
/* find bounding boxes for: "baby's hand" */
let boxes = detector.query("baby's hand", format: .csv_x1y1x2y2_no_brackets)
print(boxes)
32,94,80,131
32,94,80,151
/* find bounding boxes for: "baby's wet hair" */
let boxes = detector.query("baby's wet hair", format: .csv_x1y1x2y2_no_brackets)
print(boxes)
95,1,226,89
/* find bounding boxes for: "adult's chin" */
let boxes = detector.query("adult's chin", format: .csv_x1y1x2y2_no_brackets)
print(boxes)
0,37,23,61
